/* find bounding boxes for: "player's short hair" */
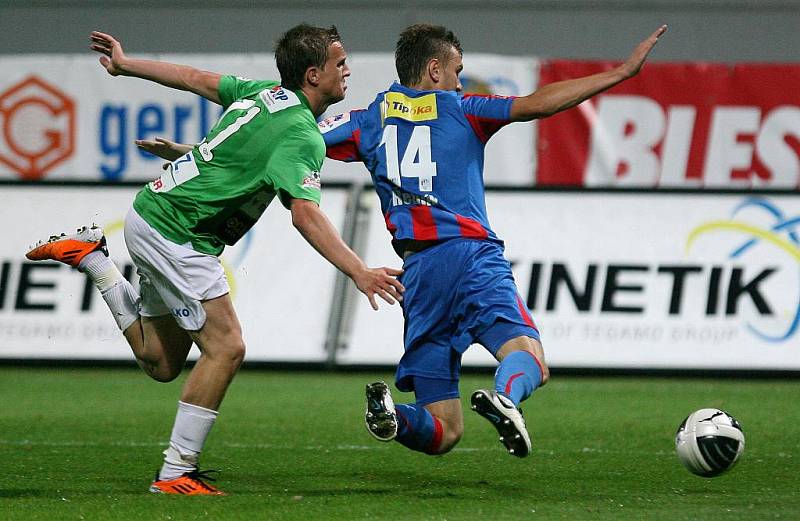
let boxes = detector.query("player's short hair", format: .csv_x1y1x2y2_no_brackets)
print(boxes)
395,24,462,86
275,24,342,90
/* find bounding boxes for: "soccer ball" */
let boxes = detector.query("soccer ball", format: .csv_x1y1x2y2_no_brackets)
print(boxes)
675,408,745,477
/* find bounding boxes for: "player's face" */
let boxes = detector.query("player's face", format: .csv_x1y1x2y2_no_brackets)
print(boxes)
319,41,350,103
439,46,463,92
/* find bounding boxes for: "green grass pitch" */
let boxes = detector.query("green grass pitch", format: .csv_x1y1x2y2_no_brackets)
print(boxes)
1,367,798,520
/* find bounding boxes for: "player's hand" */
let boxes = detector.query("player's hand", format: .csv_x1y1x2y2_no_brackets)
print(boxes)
135,137,192,164
620,25,668,79
354,267,405,311
90,31,128,76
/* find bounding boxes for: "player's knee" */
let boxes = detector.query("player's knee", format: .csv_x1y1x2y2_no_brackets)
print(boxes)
150,369,180,383
520,348,550,387
220,337,246,369
139,358,182,383
427,422,463,455
519,344,551,386
439,428,464,454
539,359,551,385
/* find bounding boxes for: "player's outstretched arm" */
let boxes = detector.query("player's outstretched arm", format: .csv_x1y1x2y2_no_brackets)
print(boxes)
90,31,222,105
136,137,194,162
290,198,404,310
510,25,667,122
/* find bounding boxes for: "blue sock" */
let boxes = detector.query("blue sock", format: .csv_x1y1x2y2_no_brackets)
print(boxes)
494,351,543,407
395,403,442,454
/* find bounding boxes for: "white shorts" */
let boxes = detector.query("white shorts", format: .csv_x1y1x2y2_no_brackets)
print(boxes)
124,207,230,331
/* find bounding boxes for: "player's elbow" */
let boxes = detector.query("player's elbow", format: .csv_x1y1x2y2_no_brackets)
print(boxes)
512,93,564,121
183,69,222,105
290,200,316,233
511,103,549,122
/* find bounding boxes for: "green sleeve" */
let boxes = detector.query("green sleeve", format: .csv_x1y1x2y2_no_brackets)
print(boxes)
217,75,280,109
267,125,325,209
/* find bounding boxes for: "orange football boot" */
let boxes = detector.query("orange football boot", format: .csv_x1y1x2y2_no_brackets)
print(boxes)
149,470,226,496
26,225,107,267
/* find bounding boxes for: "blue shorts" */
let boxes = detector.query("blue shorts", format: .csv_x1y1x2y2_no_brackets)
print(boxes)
395,239,540,399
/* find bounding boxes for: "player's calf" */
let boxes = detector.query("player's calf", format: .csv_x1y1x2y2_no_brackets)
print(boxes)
494,349,545,406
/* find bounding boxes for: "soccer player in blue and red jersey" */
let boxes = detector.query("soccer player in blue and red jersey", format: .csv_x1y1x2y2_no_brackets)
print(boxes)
320,23,667,457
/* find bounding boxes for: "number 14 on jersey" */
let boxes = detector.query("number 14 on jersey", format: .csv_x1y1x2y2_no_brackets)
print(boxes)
380,125,438,205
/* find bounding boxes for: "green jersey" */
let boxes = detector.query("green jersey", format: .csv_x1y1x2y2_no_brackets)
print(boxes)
133,76,324,255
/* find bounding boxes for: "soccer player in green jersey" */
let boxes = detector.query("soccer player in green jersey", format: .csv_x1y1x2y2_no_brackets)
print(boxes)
26,25,404,495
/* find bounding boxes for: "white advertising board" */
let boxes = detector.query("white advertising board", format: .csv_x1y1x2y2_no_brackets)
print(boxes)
6,186,797,370
0,53,536,186
0,185,345,362
343,190,800,370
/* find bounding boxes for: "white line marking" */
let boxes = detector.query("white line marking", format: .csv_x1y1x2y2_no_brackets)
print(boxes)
0,439,497,452
0,439,701,456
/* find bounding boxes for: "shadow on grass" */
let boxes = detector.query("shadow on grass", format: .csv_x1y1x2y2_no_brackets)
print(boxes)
251,471,530,500
0,489,46,498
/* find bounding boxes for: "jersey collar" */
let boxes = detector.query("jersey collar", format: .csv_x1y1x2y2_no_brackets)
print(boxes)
389,81,460,99
293,89,313,111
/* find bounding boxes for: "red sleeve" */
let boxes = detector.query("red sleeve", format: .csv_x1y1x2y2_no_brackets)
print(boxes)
319,110,364,162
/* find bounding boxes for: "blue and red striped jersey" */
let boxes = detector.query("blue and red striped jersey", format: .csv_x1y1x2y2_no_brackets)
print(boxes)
320,82,515,256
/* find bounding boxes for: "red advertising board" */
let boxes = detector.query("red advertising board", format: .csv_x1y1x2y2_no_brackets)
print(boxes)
536,62,800,188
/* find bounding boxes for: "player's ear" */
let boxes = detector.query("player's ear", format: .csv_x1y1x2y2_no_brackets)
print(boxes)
305,66,321,88
427,58,441,84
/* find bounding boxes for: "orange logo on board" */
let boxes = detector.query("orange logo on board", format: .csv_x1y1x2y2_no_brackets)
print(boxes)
0,76,76,180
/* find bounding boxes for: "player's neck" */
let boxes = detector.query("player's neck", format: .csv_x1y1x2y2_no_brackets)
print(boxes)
407,80,434,91
300,87,324,117
300,87,336,118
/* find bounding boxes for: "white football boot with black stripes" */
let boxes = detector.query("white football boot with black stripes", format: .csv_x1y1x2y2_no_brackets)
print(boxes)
471,389,531,457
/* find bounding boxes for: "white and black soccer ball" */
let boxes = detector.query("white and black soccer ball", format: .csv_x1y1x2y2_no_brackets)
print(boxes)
675,408,745,477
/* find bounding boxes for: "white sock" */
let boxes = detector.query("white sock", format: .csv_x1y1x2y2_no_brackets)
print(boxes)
78,251,141,331
100,281,141,331
159,401,219,481
79,251,123,290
